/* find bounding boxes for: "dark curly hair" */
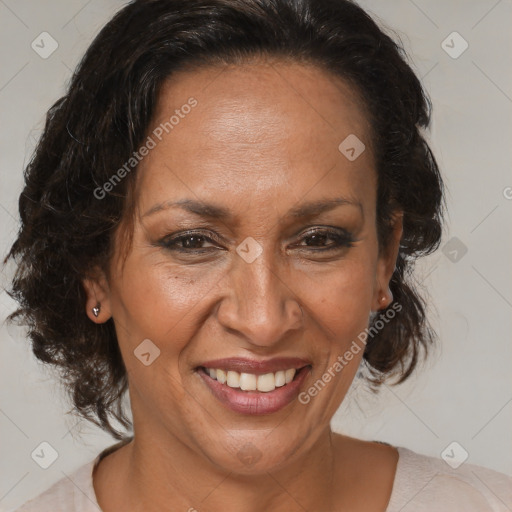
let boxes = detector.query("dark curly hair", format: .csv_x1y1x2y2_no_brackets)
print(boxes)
4,0,445,440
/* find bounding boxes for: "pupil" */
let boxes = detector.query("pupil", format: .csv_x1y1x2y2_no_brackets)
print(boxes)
307,233,327,246
184,235,203,248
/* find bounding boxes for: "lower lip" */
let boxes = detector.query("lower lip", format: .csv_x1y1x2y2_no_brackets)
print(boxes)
197,366,311,415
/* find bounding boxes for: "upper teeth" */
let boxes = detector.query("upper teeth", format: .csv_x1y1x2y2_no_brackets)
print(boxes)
206,368,297,392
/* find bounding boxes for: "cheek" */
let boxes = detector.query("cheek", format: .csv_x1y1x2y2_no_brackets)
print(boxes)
108,260,226,415
294,260,375,423
110,257,224,349
301,258,375,339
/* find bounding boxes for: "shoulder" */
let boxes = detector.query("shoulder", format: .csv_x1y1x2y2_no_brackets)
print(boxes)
12,437,132,511
387,446,512,512
12,459,99,512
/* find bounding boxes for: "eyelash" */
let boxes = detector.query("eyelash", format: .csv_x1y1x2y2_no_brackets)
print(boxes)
158,227,355,254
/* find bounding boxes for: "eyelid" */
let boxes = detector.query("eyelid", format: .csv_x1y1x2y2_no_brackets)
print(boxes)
162,225,352,242
298,225,353,236
159,229,223,247
294,225,355,241
293,227,356,247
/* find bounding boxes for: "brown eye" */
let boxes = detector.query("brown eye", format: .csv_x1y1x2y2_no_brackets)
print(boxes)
159,231,220,252
176,234,209,249
296,228,355,251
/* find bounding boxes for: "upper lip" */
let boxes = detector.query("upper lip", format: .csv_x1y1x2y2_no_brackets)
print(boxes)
198,357,311,375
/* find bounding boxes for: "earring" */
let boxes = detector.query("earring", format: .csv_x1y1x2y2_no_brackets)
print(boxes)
92,303,101,317
378,293,388,310
379,287,393,309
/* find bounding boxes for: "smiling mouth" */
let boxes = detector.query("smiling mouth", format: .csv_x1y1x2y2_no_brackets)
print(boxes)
194,355,313,415
197,365,311,393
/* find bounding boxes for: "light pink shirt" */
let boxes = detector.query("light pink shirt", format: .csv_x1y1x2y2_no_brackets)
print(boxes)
13,443,512,511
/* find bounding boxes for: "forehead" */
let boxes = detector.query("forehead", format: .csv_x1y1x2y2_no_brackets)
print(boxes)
134,59,376,220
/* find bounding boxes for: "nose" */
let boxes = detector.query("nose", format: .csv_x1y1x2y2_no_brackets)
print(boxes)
216,250,304,348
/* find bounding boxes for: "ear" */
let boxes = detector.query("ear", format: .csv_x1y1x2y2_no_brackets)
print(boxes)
82,267,112,323
372,211,403,312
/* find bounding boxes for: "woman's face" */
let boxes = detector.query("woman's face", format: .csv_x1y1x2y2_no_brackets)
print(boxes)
85,59,401,472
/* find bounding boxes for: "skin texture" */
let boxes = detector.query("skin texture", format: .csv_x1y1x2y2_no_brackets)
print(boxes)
83,59,403,511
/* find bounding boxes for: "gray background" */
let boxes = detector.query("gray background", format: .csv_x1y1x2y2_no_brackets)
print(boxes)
1,0,511,510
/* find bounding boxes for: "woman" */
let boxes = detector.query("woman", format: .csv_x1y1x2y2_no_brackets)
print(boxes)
5,0,511,510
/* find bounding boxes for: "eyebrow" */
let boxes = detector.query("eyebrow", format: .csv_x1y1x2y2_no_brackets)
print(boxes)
142,196,363,221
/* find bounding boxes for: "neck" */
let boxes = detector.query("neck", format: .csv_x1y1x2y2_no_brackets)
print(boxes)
118,425,339,512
